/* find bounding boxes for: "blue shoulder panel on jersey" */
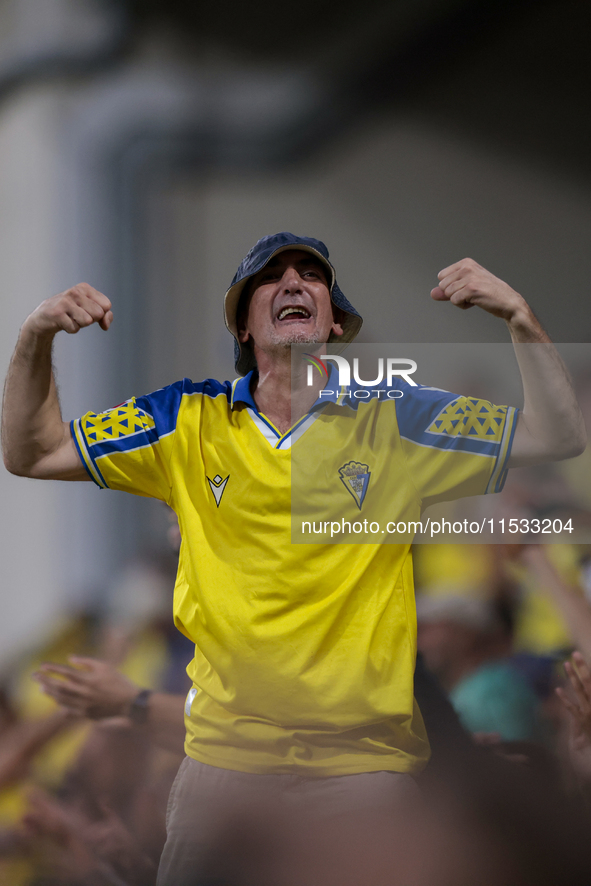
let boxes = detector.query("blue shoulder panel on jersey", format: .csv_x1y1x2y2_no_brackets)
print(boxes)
394,384,508,456
137,377,231,428
75,378,233,476
329,379,512,458
184,378,233,403
393,383,462,436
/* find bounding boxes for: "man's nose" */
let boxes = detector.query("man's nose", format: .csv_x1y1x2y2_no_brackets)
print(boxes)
281,268,302,291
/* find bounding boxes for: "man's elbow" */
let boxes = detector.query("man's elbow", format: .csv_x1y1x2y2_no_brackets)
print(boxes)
564,427,588,459
3,452,36,477
511,418,587,467
2,444,50,478
550,424,587,461
3,445,23,476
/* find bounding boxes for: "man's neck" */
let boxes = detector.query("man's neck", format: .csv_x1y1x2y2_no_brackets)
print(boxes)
251,347,325,435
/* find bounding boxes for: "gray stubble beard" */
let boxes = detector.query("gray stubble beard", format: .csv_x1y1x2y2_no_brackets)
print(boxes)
267,328,325,347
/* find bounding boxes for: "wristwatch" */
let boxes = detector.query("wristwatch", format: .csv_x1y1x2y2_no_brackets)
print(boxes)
127,688,152,725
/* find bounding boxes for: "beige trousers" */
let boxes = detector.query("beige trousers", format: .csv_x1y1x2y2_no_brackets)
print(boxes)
156,756,422,886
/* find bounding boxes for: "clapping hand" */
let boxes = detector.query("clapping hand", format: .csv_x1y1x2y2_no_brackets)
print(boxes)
556,651,591,779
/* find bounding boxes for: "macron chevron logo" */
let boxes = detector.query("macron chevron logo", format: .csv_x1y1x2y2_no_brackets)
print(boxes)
207,473,229,507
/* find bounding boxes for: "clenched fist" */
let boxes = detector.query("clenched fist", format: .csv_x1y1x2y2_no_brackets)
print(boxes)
23,283,113,337
431,257,530,325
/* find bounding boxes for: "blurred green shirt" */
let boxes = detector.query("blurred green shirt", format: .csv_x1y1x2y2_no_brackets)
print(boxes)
449,661,542,741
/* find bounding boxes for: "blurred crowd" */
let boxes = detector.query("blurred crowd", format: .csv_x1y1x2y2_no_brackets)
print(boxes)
3,516,591,880
0,536,193,886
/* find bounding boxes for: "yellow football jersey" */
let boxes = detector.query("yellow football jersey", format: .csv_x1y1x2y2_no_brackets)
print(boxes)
72,373,517,775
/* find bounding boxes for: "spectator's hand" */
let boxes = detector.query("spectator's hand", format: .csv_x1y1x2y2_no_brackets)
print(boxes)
22,789,153,884
521,544,551,574
0,709,76,790
33,657,139,720
21,789,101,879
556,651,591,779
83,801,157,884
431,258,530,323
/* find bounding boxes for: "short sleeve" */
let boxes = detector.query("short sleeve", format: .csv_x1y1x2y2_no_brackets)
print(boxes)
70,380,186,502
396,385,518,507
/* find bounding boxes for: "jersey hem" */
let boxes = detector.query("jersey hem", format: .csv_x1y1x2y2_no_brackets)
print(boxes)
183,744,427,777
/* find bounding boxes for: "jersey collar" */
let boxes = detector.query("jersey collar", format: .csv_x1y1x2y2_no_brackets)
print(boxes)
231,372,258,410
230,365,346,413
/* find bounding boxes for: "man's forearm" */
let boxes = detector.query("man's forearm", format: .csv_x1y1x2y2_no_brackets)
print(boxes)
1,327,67,477
523,548,591,663
431,259,586,467
35,658,187,754
144,693,186,754
507,307,586,466
0,709,75,790
2,283,112,480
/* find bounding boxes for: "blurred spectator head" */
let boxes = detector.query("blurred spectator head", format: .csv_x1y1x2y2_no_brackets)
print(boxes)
417,595,509,689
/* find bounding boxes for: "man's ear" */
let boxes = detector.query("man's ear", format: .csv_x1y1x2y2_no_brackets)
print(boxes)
236,286,253,344
331,306,346,338
238,322,251,345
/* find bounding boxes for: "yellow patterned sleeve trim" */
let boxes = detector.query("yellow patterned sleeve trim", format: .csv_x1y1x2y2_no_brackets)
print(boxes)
71,418,109,488
426,397,509,440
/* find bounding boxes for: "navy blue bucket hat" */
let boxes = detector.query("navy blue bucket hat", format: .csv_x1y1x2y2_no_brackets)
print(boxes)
224,232,363,376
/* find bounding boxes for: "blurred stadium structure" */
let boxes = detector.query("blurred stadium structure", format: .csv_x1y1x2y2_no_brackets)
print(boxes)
0,0,590,663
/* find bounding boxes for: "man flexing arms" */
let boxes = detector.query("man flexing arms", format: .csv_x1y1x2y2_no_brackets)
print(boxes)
2,234,585,884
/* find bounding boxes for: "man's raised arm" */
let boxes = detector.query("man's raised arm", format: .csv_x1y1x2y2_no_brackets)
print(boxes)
431,258,586,467
2,284,112,480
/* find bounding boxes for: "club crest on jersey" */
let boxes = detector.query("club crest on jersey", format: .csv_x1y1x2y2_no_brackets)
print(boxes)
207,473,229,507
338,461,371,510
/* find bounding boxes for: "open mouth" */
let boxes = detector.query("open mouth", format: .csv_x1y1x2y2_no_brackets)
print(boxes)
277,306,312,321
